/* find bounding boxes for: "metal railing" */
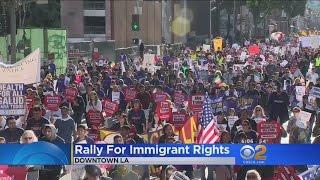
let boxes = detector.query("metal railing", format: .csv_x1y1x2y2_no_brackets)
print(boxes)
84,1,105,10
84,26,105,34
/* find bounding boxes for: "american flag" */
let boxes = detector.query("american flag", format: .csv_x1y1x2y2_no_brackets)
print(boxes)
197,94,220,144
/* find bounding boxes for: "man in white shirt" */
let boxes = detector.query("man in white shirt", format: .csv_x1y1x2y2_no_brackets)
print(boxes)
306,67,319,84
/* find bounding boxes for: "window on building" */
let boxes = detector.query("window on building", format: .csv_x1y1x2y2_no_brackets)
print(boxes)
84,17,105,34
84,0,105,10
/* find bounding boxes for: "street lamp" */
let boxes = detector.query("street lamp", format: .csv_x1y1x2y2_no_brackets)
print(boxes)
209,0,216,39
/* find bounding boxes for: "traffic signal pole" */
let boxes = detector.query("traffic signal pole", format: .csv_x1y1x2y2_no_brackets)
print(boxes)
9,0,16,64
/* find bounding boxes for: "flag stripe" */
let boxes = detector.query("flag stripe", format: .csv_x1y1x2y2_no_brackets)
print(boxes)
198,94,220,144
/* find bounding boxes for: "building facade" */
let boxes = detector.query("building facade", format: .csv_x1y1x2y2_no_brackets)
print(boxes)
60,0,164,48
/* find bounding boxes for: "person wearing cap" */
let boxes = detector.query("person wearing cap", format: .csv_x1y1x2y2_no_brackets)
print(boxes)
128,99,146,134
0,117,24,143
53,106,76,143
287,107,309,144
26,106,50,137
39,124,64,180
74,124,94,144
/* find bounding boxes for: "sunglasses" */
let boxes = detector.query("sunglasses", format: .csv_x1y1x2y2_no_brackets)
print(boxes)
242,124,249,127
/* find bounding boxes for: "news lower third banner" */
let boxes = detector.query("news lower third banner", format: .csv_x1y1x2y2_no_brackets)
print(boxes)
0,143,320,165
73,144,320,165
0,142,71,165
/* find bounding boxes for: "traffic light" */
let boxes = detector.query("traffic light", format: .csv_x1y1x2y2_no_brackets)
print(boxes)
131,14,140,31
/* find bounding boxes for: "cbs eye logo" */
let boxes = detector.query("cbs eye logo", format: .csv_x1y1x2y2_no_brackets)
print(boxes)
240,145,267,160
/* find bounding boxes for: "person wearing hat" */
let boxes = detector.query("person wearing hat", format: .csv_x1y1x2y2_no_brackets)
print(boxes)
53,105,76,143
0,117,24,143
74,124,94,144
26,106,50,137
287,107,309,144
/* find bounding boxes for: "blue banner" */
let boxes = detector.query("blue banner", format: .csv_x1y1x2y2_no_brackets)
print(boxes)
74,144,320,165
0,142,71,165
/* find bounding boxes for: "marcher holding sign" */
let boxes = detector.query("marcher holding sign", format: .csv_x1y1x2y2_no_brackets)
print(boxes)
257,120,281,144
124,87,137,103
0,83,26,116
65,85,79,102
103,99,119,117
44,93,62,111
287,107,310,143
173,91,185,105
171,111,187,130
87,110,103,129
190,94,205,114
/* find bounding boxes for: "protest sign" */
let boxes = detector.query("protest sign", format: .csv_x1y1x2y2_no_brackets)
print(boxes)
0,165,27,180
87,110,103,127
190,94,205,114
44,94,61,111
104,99,118,117
306,96,317,111
238,97,255,111
257,121,281,144
111,92,120,102
65,87,78,102
124,87,137,102
0,49,41,84
280,60,289,67
248,44,260,56
172,112,187,130
202,44,211,52
295,86,305,102
153,92,168,103
0,83,25,115
142,53,156,69
212,96,224,114
298,110,312,129
26,96,34,111
173,92,185,105
158,101,172,120
227,116,239,129
310,87,320,98
213,37,223,52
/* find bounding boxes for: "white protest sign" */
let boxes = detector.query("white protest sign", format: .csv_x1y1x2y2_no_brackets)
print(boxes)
0,49,41,84
306,96,317,111
310,87,320,98
202,44,211,52
111,92,120,102
298,110,312,129
227,116,238,129
310,36,320,49
0,83,26,115
142,53,155,69
295,86,305,102
280,60,288,67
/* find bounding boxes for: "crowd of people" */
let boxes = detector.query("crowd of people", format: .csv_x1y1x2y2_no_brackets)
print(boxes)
1,36,320,180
